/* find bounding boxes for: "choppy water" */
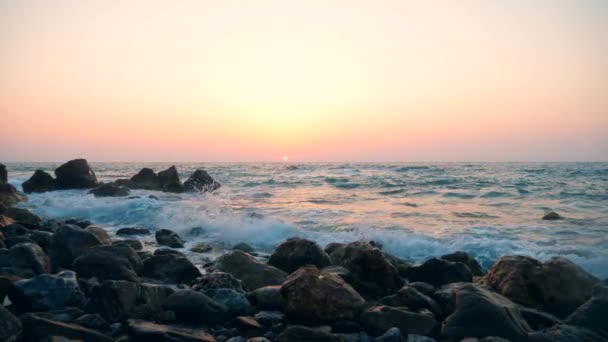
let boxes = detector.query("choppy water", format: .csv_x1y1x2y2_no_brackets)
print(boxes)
5,162,608,278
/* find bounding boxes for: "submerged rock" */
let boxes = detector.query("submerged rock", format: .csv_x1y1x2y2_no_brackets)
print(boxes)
542,211,564,220
155,229,185,248
184,169,221,192
89,183,130,197
406,258,472,287
54,158,98,189
268,237,331,273
22,169,56,193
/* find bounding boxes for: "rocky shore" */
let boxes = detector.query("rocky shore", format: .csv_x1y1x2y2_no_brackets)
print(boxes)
0,160,606,342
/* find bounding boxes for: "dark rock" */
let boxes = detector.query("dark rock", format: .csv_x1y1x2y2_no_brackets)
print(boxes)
27,230,54,251
268,237,331,273
191,242,213,253
22,170,57,193
85,226,113,245
115,239,143,251
21,313,113,342
281,266,365,324
204,288,253,316
73,314,110,333
9,271,86,311
2,223,29,237
210,250,287,291
192,271,244,293
277,325,344,342
54,158,98,189
565,285,608,337
155,228,185,248
0,304,22,342
50,224,104,267
438,283,531,341
379,285,442,316
233,242,255,253
0,183,27,207
89,183,130,197
3,207,39,227
374,327,405,342
164,289,227,324
235,316,263,336
142,254,201,283
29,307,86,323
325,242,345,255
248,285,285,311
528,324,608,342
130,168,161,190
184,169,221,192
254,311,284,326
154,247,185,256
126,319,216,342
329,242,403,299
483,256,598,317
0,242,51,275
0,164,6,183
5,236,35,248
116,227,151,236
64,218,92,228
542,211,564,220
73,244,142,281
360,306,437,337
406,258,472,287
158,166,183,192
519,306,561,331
441,251,484,276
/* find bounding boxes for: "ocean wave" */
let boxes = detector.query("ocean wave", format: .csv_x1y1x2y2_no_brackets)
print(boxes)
378,189,407,195
442,192,476,199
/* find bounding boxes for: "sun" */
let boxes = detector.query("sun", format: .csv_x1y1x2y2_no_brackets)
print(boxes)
282,156,288,161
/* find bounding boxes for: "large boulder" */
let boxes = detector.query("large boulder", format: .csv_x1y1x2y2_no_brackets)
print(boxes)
359,305,437,337
565,285,608,337
210,250,287,291
155,228,185,248
441,251,484,276
54,158,98,189
437,283,531,341
203,288,253,316
9,271,86,312
483,256,599,317
142,253,201,283
73,244,142,281
164,290,227,324
192,271,244,293
0,183,27,207
130,168,161,190
50,224,105,267
0,242,52,275
3,207,40,227
22,170,57,193
158,166,183,192
116,227,151,236
248,285,285,311
0,304,22,342
89,183,130,197
20,313,113,342
406,258,472,287
126,319,216,342
528,324,608,342
379,285,442,316
84,226,113,245
268,237,331,273
329,242,403,299
281,266,365,324
184,169,221,192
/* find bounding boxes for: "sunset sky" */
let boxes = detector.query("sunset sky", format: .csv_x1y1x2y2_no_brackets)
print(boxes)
1,0,607,162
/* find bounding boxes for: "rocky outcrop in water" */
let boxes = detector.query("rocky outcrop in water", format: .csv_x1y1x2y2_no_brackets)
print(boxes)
89,183,130,197
55,158,99,189
22,170,56,193
184,169,221,192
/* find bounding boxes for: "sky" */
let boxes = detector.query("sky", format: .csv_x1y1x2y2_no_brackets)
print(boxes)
1,0,607,162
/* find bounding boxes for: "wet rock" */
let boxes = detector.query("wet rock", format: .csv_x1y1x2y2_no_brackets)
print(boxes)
50,224,105,267
0,164,6,183
116,227,151,236
5,236,35,248
233,242,255,253
115,239,143,251
184,169,221,193
281,266,365,324
142,253,201,283
2,223,29,237
191,242,213,253
204,288,253,316
329,242,403,299
9,271,86,312
441,251,484,276
518,306,561,331
154,247,185,256
192,272,244,293
406,258,472,287
325,242,345,255
64,218,92,228
248,285,285,311
360,305,437,337
155,228,185,248
21,312,113,342
235,316,263,336
277,325,344,342
374,327,405,342
126,319,216,342
528,324,607,342
438,283,531,341
129,168,161,190
565,285,608,337
22,170,57,193
164,289,227,324
74,313,111,333
158,166,183,192
379,285,442,316
0,242,52,275
85,226,113,245
0,304,22,342
542,211,564,220
254,311,284,326
0,183,27,207
27,230,54,251
483,255,598,317
211,250,287,291
268,237,331,273
89,183,130,197
54,158,98,189
73,244,142,281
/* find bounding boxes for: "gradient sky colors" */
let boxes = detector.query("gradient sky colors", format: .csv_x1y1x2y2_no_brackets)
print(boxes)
1,0,607,162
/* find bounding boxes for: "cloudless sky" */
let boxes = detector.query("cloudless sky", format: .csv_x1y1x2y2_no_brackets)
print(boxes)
1,0,607,162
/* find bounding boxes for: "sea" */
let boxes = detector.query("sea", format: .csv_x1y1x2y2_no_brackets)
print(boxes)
5,162,608,278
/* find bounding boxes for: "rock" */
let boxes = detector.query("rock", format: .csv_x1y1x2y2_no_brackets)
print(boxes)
0,242,52,275
483,256,598,317
0,183,27,207
204,288,253,316
130,168,161,190
379,285,442,316
519,306,561,331
192,272,244,293
184,169,221,192
438,283,531,341
277,325,344,342
155,228,185,248
191,242,213,253
74,313,111,333
374,327,405,342
154,247,185,256
9,271,86,312
211,250,287,291
281,266,365,324
5,236,35,248
164,289,227,324
0,164,6,183
85,226,113,245
528,324,608,342
89,183,130,197
50,224,104,267
21,313,113,342
325,242,345,255
233,242,255,253
248,285,285,310
126,319,216,342
88,280,174,322
158,166,183,192
268,237,331,274
235,316,263,336
542,211,564,220
3,207,40,227
22,170,57,193
405,258,472,287
115,239,143,251
0,304,22,342
360,306,437,337
565,285,608,337
329,242,403,299
142,254,201,283
2,223,29,237
441,251,484,276
73,244,142,281
27,230,54,251
54,158,98,189
64,218,92,228
116,227,151,236
254,311,284,326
